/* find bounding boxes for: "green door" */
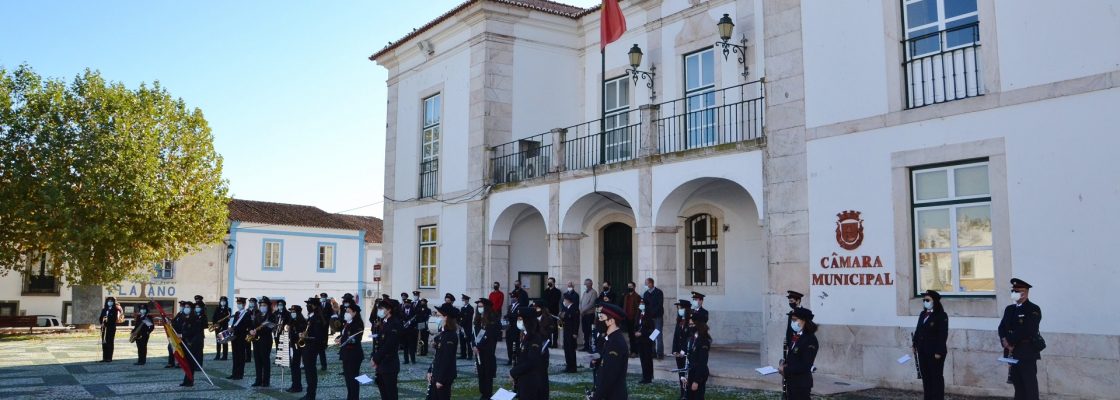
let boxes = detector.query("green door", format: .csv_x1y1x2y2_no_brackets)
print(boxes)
601,222,633,301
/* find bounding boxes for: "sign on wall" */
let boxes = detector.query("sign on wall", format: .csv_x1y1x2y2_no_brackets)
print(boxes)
106,284,177,297
812,210,894,286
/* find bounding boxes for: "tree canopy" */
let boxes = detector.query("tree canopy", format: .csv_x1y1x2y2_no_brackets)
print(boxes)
0,65,229,286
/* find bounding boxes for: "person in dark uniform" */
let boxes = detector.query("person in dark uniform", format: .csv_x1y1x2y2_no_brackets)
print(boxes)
132,303,154,365
213,296,232,360
246,297,259,364
473,298,501,400
690,291,708,324
251,296,276,388
300,298,328,400
336,303,364,400
227,297,252,379
168,301,189,368
459,294,474,359
590,302,628,400
685,311,712,400
544,277,562,348
286,304,307,394
98,296,123,362
510,306,548,399
274,299,288,349
780,308,818,400
599,281,616,306
427,303,459,400
784,291,805,355
560,294,581,373
634,298,655,384
316,293,333,371
999,278,1042,400
370,299,401,400
181,300,205,387
400,298,418,364
913,290,948,400
510,281,528,306
418,297,436,356
503,293,523,365
672,300,693,399
533,300,557,349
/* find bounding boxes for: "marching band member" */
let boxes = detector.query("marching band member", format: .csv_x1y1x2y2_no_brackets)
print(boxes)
316,293,333,371
685,312,711,399
300,297,328,400
509,307,547,399
473,298,501,400
999,278,1042,400
98,296,123,362
168,301,189,369
560,292,580,373
635,297,655,384
913,290,948,400
590,303,628,400
418,297,433,356
370,299,401,400
251,296,276,388
400,297,418,364
337,303,364,400
246,297,258,364
227,297,251,380
181,300,205,387
672,299,693,399
132,303,154,365
213,296,231,360
286,304,307,394
503,292,522,365
274,299,288,349
427,303,459,400
780,308,819,400
459,294,474,360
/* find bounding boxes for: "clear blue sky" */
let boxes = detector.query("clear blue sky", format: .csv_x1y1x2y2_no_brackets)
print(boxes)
0,1,600,218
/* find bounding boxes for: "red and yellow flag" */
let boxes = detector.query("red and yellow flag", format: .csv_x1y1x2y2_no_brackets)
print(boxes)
601,0,627,50
153,302,193,381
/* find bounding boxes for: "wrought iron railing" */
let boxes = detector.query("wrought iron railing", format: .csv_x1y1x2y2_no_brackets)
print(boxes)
903,22,982,108
418,159,438,198
562,109,642,171
654,80,764,154
490,132,553,185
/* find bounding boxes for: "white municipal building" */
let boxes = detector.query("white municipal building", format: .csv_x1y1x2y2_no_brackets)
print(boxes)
370,0,1120,397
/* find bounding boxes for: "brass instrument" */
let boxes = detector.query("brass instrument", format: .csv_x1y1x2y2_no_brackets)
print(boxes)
208,315,230,332
245,319,275,343
129,323,141,343
296,320,312,348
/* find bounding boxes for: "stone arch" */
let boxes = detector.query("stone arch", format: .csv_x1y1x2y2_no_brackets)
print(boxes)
490,202,548,242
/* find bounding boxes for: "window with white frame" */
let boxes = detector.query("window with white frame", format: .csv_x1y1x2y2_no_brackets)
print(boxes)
603,76,632,163
263,240,282,270
418,225,438,288
685,214,719,286
317,243,336,270
903,0,978,56
912,160,993,295
901,0,982,108
684,49,716,148
419,94,441,198
153,260,175,280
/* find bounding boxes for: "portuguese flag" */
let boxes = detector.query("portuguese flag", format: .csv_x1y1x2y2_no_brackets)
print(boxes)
153,301,192,381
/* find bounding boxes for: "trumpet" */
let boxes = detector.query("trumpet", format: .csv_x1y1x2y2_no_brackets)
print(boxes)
208,315,231,332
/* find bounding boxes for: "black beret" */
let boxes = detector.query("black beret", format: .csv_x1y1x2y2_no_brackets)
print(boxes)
236,297,247,303
412,290,421,295
193,295,203,301
461,294,471,300
792,308,814,321
434,303,459,319
259,296,271,305
676,299,692,308
786,291,804,300
220,296,229,301
1010,278,1032,289
342,293,355,300
377,299,396,310
320,293,329,298
106,296,117,302
343,303,361,314
248,297,258,302
289,304,303,312
516,306,539,319
304,297,319,306
400,292,409,298
922,290,941,301
599,303,625,321
381,294,391,300
475,298,492,308
138,303,149,310
404,298,413,303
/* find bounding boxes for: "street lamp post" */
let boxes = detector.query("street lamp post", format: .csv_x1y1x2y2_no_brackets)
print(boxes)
626,44,657,101
714,13,749,79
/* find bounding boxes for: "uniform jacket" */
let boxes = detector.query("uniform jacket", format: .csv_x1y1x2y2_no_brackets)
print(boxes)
592,329,629,400
912,309,949,356
135,313,155,341
784,332,818,389
510,332,548,399
371,317,402,375
672,315,691,354
305,311,329,349
213,306,232,329
428,329,458,386
287,315,308,346
544,285,562,315
686,334,711,380
998,300,1042,360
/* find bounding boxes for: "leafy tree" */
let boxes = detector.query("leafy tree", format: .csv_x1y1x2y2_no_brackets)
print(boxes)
0,64,229,286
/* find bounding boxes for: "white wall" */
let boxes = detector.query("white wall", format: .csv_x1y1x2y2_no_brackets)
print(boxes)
801,0,889,128
806,87,1120,336
995,0,1120,91
231,224,363,304
507,209,549,284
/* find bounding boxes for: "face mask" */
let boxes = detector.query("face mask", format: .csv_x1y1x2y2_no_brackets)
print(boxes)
377,309,387,319
434,316,445,329
788,302,797,310
691,303,699,311
678,309,685,317
922,300,933,310
180,308,188,314
262,306,269,312
602,286,609,291
477,306,484,314
343,313,353,322
249,304,257,310
516,320,525,331
790,321,802,333
638,304,645,311
237,304,245,311
567,287,573,292
1010,291,1022,303
563,302,572,309
141,310,147,315
290,312,297,319
220,301,227,306
195,307,202,313
548,282,554,287
627,287,634,293
107,301,114,307
493,285,499,290
343,302,349,308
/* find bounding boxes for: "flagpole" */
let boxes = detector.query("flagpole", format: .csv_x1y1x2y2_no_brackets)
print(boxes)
600,46,606,165
178,337,216,386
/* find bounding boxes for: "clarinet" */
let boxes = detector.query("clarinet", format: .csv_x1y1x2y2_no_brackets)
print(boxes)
782,331,789,400
912,333,923,380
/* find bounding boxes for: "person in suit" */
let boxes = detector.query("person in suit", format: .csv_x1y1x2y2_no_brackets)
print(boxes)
300,298,328,400
427,303,460,400
998,278,1042,400
642,278,665,359
599,281,616,305
418,297,434,356
286,304,307,394
780,308,819,400
212,296,232,360
560,293,581,373
400,298,418,364
337,303,365,400
251,297,276,388
634,298,656,384
509,306,549,399
132,303,154,365
913,290,948,400
622,281,641,357
690,291,708,324
98,296,123,362
579,279,599,352
227,297,252,380
474,298,501,400
370,299,401,400
543,277,562,348
672,299,693,399
459,294,475,359
685,311,712,400
503,293,523,365
590,302,628,400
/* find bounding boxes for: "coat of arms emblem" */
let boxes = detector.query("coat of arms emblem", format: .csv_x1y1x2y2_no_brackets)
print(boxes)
835,210,864,251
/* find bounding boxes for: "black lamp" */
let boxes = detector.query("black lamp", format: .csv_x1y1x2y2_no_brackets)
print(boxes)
625,44,656,101
713,13,749,79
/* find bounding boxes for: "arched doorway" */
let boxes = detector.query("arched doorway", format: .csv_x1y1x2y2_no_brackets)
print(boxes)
601,222,633,289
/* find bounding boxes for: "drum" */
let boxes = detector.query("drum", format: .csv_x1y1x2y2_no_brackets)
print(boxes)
217,328,235,344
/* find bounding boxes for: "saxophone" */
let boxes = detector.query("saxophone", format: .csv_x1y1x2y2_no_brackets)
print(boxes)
296,320,312,348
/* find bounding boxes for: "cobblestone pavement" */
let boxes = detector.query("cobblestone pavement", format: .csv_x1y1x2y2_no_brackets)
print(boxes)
0,332,1003,399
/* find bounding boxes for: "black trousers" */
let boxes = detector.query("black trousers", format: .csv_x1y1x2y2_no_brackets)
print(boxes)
289,346,303,390
1010,358,1039,400
459,330,474,358
787,385,811,400
253,339,272,385
428,380,452,400
504,329,520,363
136,337,148,364
563,327,578,371
246,339,253,362
919,352,945,400
419,329,430,356
189,336,204,371
341,347,363,400
101,327,116,361
215,332,228,359
402,331,417,363
231,338,246,378
477,352,496,400
676,356,687,399
376,372,398,400
167,341,177,366
628,321,638,355
581,314,594,350
639,335,654,381
301,344,320,399
686,369,708,400
317,340,328,370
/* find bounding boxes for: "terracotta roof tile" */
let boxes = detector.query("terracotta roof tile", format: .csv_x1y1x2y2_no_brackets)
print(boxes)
335,214,385,243
229,199,355,231
369,0,590,61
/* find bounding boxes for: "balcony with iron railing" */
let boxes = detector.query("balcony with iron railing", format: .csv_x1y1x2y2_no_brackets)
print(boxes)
489,80,765,186
903,22,983,109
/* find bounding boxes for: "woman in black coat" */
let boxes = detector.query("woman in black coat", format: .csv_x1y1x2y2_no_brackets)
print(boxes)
427,303,459,400
473,299,501,400
509,307,547,400
780,308,818,400
635,298,656,384
99,296,123,362
913,290,948,400
336,304,365,400
685,312,711,400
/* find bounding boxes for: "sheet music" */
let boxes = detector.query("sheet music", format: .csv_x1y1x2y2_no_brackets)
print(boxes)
756,366,779,375
897,354,911,364
648,329,660,342
355,374,374,384
997,357,1019,364
490,388,516,400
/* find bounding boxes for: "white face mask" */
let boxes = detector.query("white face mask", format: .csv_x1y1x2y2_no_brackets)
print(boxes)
343,313,353,322
678,309,685,317
567,287,573,292
377,309,387,319
563,302,572,309
790,321,802,333
220,301,227,306
107,301,114,307
516,320,525,331
638,304,646,312
434,316,444,329
194,307,202,314
262,306,269,312
1010,291,1022,303
691,303,700,311
237,304,245,311
180,308,188,314
290,312,297,319
140,310,147,315
922,300,933,310
477,306,484,314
